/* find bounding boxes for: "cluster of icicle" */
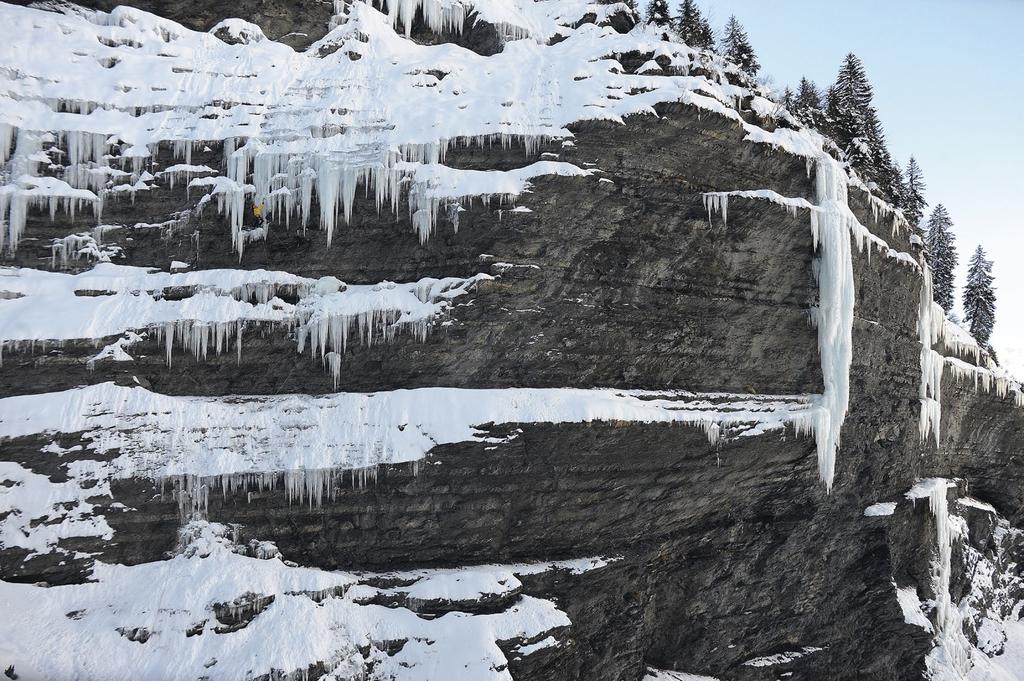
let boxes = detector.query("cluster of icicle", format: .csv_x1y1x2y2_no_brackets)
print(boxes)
102,274,487,387
0,122,201,254
5,112,559,260
5,120,557,258
370,0,532,42
945,357,1024,407
141,280,307,365
0,126,197,253
208,133,540,257
374,0,468,38
297,303,431,384
701,190,814,228
171,466,394,519
50,231,109,269
294,276,490,388
154,319,249,365
297,291,426,351
866,191,910,237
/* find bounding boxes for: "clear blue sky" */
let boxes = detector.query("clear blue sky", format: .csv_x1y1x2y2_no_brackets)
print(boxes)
691,0,1024,373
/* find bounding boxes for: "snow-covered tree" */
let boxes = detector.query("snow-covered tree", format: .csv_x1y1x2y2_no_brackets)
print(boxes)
925,204,958,311
876,149,904,208
902,156,927,231
781,86,795,110
788,77,825,129
646,0,672,28
826,53,901,201
796,77,822,110
676,0,714,50
963,245,996,347
827,54,874,158
719,15,759,77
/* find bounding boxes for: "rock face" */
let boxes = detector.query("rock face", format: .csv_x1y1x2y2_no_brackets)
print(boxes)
1,2,1023,681
68,0,336,48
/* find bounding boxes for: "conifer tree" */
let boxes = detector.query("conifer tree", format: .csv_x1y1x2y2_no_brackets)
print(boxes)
827,54,874,161
963,246,996,347
902,156,927,232
719,15,759,77
796,77,822,110
790,77,825,129
875,147,904,207
781,86,795,110
646,0,672,28
677,0,715,50
826,53,900,200
925,204,958,311
824,83,839,112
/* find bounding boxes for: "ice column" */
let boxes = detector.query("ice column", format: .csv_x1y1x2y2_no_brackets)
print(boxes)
918,262,945,445
926,481,972,674
808,154,855,491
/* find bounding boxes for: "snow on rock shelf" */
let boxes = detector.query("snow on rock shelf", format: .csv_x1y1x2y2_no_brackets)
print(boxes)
740,647,825,668
644,670,720,681
0,263,491,382
0,383,815,513
0,519,607,681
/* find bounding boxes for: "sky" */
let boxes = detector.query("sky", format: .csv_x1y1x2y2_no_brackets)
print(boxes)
690,0,1024,375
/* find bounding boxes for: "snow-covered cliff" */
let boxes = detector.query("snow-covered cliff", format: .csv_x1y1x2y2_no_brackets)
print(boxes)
1,2,1023,680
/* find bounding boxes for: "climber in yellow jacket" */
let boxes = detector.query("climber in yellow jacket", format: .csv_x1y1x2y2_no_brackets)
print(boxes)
246,202,266,230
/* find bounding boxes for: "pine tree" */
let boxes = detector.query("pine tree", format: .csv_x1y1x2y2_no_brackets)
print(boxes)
790,77,825,129
824,83,839,112
925,204,958,311
677,0,714,50
902,156,927,231
646,0,672,28
781,86,795,110
874,147,904,207
827,54,873,160
826,53,899,200
796,77,822,110
719,15,759,77
963,246,996,347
